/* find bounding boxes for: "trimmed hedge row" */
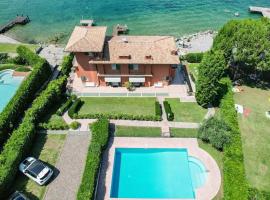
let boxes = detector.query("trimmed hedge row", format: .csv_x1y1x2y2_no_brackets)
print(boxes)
68,98,82,118
56,95,77,116
61,54,74,76
219,78,248,200
0,77,67,195
155,102,162,118
77,118,109,200
184,52,204,63
0,46,52,145
163,101,174,121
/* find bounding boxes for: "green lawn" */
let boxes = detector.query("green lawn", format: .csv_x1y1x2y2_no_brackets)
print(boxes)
234,86,270,192
170,128,198,138
166,98,207,122
78,97,156,116
188,63,199,82
11,134,66,199
115,126,161,137
0,43,38,53
198,140,224,200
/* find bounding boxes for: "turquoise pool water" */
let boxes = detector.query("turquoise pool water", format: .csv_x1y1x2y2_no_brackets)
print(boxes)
111,148,207,199
1,0,270,43
0,70,24,112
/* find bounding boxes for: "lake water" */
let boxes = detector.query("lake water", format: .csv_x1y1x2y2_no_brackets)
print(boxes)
0,0,270,43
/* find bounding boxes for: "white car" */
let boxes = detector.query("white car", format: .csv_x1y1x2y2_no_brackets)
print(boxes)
19,157,53,185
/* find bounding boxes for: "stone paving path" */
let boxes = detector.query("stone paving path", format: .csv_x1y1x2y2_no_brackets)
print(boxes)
44,132,90,200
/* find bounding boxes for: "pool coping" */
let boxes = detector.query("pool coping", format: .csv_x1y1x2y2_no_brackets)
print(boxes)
96,137,221,200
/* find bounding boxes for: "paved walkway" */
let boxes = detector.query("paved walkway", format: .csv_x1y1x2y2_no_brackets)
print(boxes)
44,132,90,200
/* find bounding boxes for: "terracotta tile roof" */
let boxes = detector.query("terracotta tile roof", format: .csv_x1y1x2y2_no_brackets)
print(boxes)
65,26,107,52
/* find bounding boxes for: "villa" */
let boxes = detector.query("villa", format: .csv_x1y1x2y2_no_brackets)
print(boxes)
65,25,180,87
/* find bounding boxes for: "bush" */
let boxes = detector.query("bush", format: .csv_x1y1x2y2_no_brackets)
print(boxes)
0,76,67,195
61,54,74,76
163,101,174,121
70,121,81,130
0,46,52,146
68,98,82,118
220,78,248,200
0,53,8,64
155,102,162,120
198,117,231,150
77,118,109,200
185,52,204,63
56,96,75,116
15,66,31,72
39,119,69,130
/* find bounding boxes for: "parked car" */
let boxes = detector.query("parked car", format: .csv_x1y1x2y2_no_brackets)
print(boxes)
19,157,53,185
8,191,29,200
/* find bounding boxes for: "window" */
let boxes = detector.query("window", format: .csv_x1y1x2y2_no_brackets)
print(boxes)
112,64,120,70
129,64,139,70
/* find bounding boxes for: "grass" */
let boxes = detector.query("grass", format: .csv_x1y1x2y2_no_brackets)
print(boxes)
188,63,199,82
115,126,161,137
78,97,156,116
198,140,224,200
0,43,38,53
10,134,66,200
165,98,207,122
234,86,270,192
170,128,198,138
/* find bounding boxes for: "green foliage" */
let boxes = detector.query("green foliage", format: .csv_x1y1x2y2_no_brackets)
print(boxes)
163,101,174,121
184,52,204,63
219,78,248,200
15,66,31,72
0,76,67,194
0,53,8,64
69,121,81,130
61,54,74,76
68,98,82,118
248,188,270,200
77,118,109,200
56,96,76,116
213,18,270,75
195,50,227,107
198,117,231,150
0,46,52,146
155,102,162,120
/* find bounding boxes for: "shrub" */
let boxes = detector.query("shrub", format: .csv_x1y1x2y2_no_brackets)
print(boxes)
220,78,248,200
56,97,75,116
70,121,81,130
61,54,74,76
68,98,82,118
39,119,69,130
15,66,31,72
198,117,231,150
77,118,109,200
155,102,162,120
0,46,52,146
0,76,67,195
0,53,8,64
185,52,204,63
163,101,174,121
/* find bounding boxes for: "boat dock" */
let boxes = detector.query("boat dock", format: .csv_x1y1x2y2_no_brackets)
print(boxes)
113,24,129,36
0,15,30,33
249,6,270,18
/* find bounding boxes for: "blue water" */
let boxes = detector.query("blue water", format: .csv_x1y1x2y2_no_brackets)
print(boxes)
0,70,24,112
0,0,270,43
111,148,207,199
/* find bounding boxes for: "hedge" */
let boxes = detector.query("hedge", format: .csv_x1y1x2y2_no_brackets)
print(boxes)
77,118,109,200
185,52,204,63
220,78,248,200
68,98,82,118
163,101,174,121
0,46,52,146
0,77,67,195
155,102,162,119
56,97,75,116
61,54,74,76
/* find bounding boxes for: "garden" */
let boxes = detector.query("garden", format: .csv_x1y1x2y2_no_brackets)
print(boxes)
115,126,161,137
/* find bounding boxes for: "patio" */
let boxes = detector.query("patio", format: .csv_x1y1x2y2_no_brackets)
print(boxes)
68,67,192,98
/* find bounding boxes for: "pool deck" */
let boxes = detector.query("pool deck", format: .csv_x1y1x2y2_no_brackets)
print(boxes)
96,137,221,200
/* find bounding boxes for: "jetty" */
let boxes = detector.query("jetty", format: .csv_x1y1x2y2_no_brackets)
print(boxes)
113,24,129,36
249,6,270,18
80,19,94,27
0,15,30,33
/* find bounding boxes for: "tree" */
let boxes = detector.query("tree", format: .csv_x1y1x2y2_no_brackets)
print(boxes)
195,50,227,107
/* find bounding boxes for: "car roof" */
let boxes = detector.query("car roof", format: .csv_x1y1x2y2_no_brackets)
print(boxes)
27,160,46,176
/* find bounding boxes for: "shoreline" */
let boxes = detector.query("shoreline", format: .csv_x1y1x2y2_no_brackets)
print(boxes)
0,34,21,44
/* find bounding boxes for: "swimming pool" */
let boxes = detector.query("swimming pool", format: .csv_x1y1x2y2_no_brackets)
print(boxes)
0,70,24,112
110,148,207,199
